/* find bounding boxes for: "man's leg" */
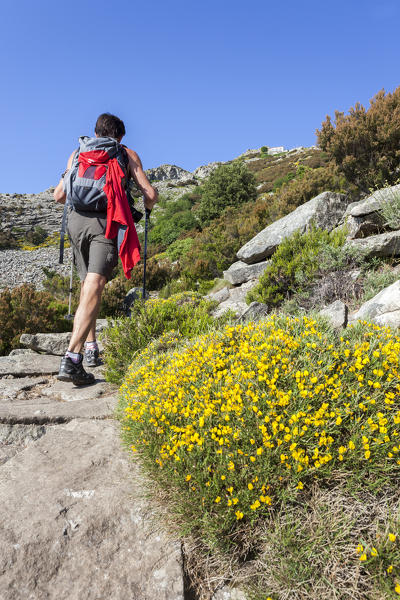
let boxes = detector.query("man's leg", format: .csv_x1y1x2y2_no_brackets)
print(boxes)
76,281,97,345
58,273,106,385
67,273,106,353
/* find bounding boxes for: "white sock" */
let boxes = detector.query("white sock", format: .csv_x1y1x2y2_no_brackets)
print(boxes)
66,351,82,364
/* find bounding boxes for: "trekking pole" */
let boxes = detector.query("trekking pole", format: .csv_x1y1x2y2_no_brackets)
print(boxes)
142,204,151,301
64,259,74,320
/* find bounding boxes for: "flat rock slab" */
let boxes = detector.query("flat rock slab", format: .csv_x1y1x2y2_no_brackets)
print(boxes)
41,378,115,403
353,280,400,328
0,423,47,465
0,377,47,399
344,183,400,218
223,260,268,285
0,392,119,424
0,355,60,377
20,333,104,356
0,419,184,600
345,230,400,258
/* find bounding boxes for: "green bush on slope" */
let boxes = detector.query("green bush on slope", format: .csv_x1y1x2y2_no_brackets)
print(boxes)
246,227,350,307
196,162,257,225
149,195,199,247
0,284,71,355
317,86,400,191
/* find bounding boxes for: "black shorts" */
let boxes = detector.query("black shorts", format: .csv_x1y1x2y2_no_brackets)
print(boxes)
67,209,118,281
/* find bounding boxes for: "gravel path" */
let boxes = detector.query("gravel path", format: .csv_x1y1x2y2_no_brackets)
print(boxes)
0,247,73,291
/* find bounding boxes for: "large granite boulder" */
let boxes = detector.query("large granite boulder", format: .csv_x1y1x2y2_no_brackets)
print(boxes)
20,332,72,355
352,280,400,328
237,191,350,264
227,280,259,303
239,302,270,322
212,300,248,319
345,231,400,259
319,300,348,329
223,260,268,285
341,184,400,239
207,286,230,304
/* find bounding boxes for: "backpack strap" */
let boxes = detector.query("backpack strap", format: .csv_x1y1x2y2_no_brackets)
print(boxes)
59,149,79,264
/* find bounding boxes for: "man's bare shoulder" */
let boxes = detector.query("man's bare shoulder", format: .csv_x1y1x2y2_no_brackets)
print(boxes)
124,147,143,167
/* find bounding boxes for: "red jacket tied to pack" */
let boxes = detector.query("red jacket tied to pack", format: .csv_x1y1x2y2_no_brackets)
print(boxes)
77,149,141,279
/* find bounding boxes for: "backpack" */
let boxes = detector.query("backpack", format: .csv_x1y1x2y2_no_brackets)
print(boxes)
59,136,130,264
64,136,129,212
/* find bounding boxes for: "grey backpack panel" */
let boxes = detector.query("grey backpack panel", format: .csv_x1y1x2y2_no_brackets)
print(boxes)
63,136,129,213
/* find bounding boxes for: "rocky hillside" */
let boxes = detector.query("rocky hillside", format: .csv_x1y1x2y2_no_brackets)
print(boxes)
0,145,317,291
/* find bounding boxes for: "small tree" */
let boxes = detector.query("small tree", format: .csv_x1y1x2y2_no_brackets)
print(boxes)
317,87,400,191
196,162,257,224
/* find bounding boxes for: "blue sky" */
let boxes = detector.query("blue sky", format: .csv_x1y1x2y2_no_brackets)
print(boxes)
0,0,399,193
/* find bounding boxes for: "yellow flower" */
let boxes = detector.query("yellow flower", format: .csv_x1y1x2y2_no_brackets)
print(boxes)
248,483,253,490
185,474,191,481
359,554,367,561
370,547,378,557
215,496,221,503
387,565,393,574
235,510,244,520
395,583,400,595
389,533,397,542
296,481,304,490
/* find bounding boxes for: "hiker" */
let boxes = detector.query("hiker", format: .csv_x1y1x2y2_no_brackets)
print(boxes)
53,113,158,385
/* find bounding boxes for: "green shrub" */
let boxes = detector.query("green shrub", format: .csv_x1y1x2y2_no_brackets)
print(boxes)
102,292,230,384
247,227,348,307
0,284,71,355
180,198,272,286
128,256,180,291
118,315,400,565
99,276,133,318
360,264,400,304
376,184,400,230
0,230,20,249
24,226,48,246
272,171,296,192
41,268,80,301
149,194,199,248
165,238,194,262
196,162,257,224
317,87,400,191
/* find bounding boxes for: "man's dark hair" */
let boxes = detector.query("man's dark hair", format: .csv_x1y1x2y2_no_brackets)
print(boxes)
95,113,126,139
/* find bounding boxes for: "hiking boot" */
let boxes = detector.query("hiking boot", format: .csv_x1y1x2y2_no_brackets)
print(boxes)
84,347,101,367
57,355,96,386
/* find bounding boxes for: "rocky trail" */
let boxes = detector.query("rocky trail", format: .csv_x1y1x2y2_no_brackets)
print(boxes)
0,355,187,600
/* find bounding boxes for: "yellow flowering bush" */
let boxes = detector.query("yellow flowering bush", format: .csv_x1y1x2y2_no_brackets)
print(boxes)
119,315,400,550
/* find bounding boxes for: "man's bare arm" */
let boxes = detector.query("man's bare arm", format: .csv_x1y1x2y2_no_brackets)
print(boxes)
53,151,76,204
125,148,158,210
